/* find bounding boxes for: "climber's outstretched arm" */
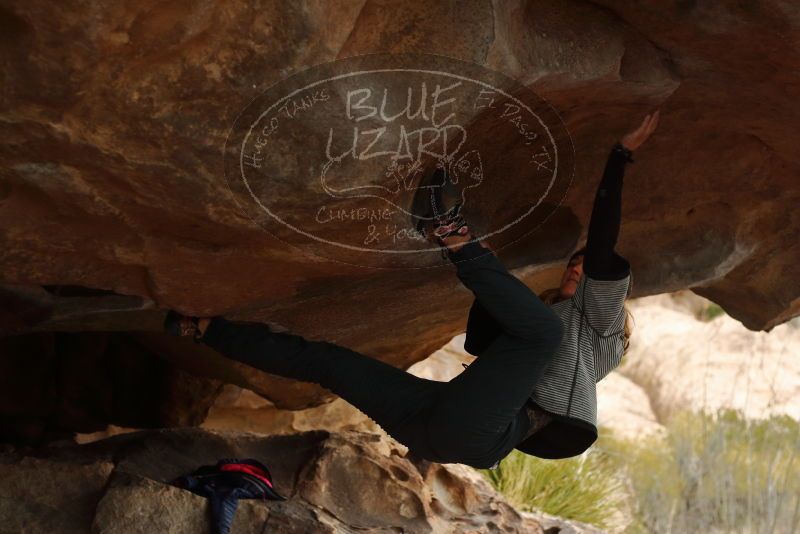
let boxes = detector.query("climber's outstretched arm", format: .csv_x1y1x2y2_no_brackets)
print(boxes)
582,142,631,279
584,110,659,280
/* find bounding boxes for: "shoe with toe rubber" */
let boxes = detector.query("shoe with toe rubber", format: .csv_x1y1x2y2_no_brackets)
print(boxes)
409,165,471,251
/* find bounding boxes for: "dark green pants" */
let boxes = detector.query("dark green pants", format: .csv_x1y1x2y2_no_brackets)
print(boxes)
200,241,563,468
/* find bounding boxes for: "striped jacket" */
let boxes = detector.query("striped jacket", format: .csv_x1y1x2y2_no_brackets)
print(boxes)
515,265,631,459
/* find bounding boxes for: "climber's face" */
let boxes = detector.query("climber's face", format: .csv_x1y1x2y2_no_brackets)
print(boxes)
559,254,584,299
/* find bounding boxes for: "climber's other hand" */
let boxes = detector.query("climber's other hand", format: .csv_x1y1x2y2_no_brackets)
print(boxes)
620,109,660,152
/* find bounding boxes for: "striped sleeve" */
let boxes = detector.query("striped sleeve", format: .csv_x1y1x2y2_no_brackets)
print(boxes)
593,323,625,382
572,272,631,337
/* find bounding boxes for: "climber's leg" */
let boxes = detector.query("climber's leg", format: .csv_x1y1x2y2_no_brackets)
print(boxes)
426,240,563,467
199,317,444,457
442,232,536,357
463,299,503,356
447,241,563,344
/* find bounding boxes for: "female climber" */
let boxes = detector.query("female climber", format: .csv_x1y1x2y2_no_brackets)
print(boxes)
465,110,659,460
164,110,659,471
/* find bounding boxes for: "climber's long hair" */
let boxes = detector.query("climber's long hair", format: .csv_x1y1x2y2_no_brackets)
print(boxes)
538,275,635,357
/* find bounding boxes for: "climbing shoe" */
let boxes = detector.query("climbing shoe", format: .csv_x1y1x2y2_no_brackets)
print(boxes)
431,200,469,240
164,310,204,343
409,165,471,258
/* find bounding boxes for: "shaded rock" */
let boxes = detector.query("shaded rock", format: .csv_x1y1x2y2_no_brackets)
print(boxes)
0,456,114,533
0,0,796,351
1,427,564,533
1,0,799,484
0,331,223,446
93,471,216,534
93,471,331,534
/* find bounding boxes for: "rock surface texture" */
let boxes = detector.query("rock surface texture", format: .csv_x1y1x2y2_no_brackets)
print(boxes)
0,426,606,533
618,291,800,424
1,1,799,446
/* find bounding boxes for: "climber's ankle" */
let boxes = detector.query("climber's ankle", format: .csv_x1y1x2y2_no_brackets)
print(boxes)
440,230,473,252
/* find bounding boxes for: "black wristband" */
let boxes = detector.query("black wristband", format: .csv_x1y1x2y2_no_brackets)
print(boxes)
613,142,634,163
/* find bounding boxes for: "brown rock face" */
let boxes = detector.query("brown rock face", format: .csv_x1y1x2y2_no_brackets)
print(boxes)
0,427,583,533
1,1,799,439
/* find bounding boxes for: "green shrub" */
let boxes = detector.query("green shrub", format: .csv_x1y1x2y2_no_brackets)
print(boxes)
597,408,800,534
475,444,631,531
697,302,726,321
475,410,799,533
